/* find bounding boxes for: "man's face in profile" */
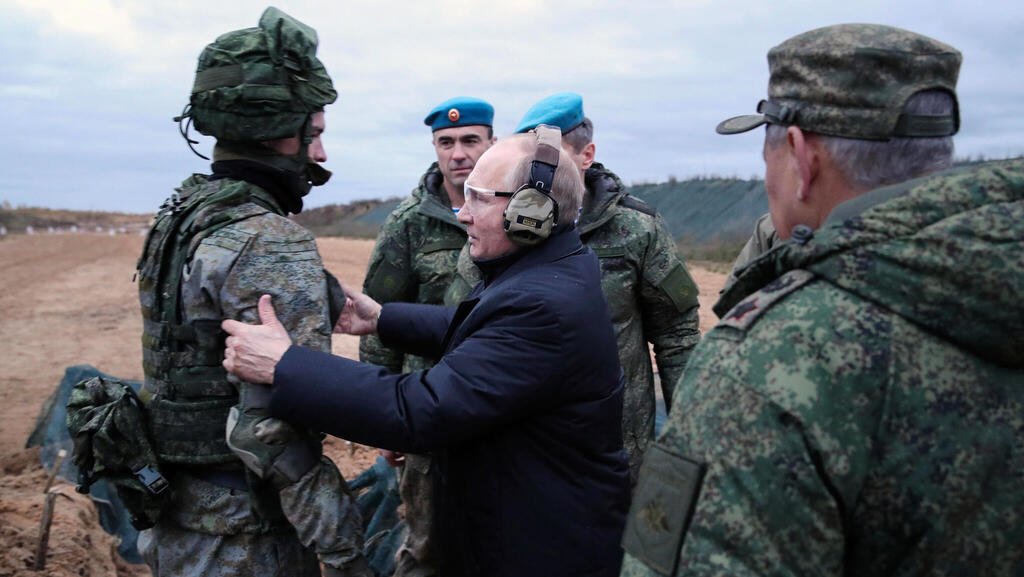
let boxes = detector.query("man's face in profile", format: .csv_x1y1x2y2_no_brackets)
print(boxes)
264,111,327,163
457,141,520,260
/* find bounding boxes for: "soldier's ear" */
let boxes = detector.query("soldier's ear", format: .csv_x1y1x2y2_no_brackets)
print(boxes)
581,142,595,171
788,127,817,202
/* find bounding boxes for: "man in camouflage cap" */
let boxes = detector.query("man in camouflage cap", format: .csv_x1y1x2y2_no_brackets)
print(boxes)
446,92,702,484
135,8,368,576
622,23,1024,576
359,96,496,577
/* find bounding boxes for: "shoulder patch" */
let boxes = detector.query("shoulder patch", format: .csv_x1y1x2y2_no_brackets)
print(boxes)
619,194,657,217
718,269,815,332
621,443,706,576
660,263,699,312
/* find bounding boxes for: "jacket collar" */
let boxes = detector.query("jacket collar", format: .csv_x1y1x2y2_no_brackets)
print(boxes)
712,158,1024,367
474,226,584,291
712,186,906,318
579,162,626,235
415,162,466,230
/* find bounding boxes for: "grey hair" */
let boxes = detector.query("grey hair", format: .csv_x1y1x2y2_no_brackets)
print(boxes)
562,117,594,154
765,90,955,189
503,133,585,225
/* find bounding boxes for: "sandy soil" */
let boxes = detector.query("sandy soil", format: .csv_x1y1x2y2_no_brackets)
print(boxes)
0,233,726,576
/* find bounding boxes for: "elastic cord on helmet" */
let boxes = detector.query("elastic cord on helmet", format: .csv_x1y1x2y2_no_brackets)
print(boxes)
173,104,211,161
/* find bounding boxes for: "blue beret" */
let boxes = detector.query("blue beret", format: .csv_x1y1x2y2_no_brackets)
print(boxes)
424,97,494,131
515,92,585,133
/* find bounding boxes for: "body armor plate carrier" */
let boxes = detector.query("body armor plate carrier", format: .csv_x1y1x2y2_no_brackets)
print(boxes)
137,175,281,465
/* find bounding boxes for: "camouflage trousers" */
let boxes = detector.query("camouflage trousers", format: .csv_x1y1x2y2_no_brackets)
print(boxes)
393,453,437,577
139,459,367,577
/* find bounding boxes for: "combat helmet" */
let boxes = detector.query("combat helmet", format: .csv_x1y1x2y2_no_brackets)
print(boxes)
176,7,336,158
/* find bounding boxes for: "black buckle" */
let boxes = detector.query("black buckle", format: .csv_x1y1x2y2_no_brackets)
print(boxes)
133,464,169,495
757,100,798,125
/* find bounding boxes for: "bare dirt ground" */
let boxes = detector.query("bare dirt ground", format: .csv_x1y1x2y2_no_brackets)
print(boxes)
0,233,726,576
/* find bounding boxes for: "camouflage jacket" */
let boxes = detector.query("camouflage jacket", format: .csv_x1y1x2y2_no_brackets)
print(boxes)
138,174,335,528
446,163,701,481
178,175,332,360
360,163,466,373
621,158,1024,576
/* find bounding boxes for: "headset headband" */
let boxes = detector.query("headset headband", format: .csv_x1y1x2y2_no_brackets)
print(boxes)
530,125,561,194
501,125,562,246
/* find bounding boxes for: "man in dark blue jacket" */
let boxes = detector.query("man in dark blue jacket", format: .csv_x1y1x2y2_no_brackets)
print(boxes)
221,128,631,577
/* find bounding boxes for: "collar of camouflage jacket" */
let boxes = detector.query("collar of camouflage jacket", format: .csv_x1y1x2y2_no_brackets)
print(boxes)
714,157,1024,367
414,162,466,230
578,163,626,235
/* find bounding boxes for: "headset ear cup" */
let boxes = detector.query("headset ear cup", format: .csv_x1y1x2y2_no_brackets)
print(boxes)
503,187,556,246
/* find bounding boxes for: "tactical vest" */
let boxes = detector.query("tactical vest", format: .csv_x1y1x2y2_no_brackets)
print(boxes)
137,175,282,466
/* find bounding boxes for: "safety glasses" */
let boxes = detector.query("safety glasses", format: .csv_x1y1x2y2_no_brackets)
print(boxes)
464,182,514,206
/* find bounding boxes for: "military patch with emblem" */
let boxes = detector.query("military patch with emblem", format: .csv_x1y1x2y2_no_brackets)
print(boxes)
718,269,816,332
621,443,706,576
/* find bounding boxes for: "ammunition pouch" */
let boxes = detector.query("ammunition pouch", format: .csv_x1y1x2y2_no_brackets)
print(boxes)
147,395,237,465
67,376,171,530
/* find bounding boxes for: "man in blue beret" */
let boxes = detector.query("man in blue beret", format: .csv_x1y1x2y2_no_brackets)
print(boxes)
359,96,496,577
446,92,702,484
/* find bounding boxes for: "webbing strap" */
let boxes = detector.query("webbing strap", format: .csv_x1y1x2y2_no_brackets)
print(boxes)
893,113,958,137
142,372,234,399
193,65,245,93
143,318,224,347
142,347,223,372
192,63,290,93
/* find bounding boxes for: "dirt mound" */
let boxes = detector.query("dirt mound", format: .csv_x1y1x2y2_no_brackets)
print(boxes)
0,448,146,577
0,234,726,576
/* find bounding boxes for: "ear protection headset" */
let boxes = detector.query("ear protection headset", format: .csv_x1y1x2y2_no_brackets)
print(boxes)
502,124,561,246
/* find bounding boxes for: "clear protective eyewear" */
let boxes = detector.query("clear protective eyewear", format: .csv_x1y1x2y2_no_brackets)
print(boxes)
463,182,514,209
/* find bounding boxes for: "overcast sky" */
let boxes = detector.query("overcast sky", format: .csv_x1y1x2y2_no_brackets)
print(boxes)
2,0,1022,213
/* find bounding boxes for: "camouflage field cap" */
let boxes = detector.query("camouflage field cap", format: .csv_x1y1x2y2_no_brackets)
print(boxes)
717,24,961,140
188,6,337,142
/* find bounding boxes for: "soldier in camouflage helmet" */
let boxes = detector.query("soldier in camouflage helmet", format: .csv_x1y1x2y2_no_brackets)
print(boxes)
135,8,368,576
446,92,702,484
621,23,1024,576
359,96,496,577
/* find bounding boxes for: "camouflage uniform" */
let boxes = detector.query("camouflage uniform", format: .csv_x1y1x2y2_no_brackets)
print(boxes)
360,162,465,576
136,9,368,575
360,162,465,373
446,162,701,481
719,212,776,297
138,176,367,576
620,159,1024,575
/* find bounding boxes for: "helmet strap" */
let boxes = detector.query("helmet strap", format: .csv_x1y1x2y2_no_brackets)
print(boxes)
173,104,211,161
